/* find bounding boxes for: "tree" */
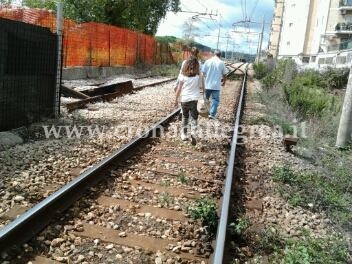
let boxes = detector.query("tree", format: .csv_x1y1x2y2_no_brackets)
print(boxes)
0,0,14,6
23,0,181,35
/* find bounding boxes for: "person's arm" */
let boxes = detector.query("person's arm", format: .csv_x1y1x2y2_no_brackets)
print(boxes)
200,74,205,92
221,62,228,86
175,80,183,107
221,73,227,86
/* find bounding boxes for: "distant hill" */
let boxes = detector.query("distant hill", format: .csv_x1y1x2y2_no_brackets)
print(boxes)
155,35,256,62
155,36,212,52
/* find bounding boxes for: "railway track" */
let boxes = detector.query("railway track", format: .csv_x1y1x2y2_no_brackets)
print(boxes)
0,63,248,264
0,77,179,230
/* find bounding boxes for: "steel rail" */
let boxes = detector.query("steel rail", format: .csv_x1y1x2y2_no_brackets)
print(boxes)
212,64,248,264
0,108,180,254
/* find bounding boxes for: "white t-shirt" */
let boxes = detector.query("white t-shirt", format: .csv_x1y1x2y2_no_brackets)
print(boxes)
178,74,200,102
202,56,228,90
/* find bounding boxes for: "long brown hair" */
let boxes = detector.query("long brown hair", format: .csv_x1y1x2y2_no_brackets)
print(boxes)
182,57,199,77
182,47,200,77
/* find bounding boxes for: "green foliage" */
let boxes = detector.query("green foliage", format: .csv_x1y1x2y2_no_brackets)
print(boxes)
23,0,181,35
158,192,172,206
320,67,349,90
160,180,171,187
255,226,350,263
148,64,179,77
271,164,352,228
155,36,178,44
271,164,297,184
229,216,250,235
253,62,269,80
258,226,284,253
177,171,189,185
262,72,279,91
283,75,342,118
259,58,297,91
269,66,347,118
188,197,218,234
269,233,350,264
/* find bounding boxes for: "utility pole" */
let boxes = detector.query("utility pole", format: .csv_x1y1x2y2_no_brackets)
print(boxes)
231,43,234,60
225,34,230,60
256,16,265,63
55,1,63,118
336,68,352,147
216,14,221,50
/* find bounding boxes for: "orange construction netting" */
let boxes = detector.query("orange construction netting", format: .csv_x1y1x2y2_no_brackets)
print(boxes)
0,7,175,67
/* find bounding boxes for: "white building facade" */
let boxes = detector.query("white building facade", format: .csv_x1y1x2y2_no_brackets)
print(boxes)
278,0,311,57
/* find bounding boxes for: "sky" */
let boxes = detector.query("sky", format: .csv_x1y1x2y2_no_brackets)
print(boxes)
156,0,274,55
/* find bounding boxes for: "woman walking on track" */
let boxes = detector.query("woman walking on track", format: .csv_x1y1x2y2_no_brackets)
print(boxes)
174,48,203,145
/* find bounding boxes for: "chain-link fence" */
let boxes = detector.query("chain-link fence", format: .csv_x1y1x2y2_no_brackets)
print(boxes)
0,17,58,131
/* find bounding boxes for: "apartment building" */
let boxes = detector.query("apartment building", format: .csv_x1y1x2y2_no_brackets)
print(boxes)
268,0,352,66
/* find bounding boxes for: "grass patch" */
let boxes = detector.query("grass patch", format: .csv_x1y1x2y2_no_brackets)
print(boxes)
177,171,189,185
148,64,179,77
283,79,342,118
158,192,172,206
160,179,171,187
229,216,251,235
249,226,350,263
270,232,349,264
271,164,352,229
253,62,270,80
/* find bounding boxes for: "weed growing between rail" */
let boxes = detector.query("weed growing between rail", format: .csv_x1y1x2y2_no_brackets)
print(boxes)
188,197,219,237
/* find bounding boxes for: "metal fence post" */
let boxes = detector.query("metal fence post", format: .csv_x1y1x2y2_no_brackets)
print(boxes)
55,1,63,118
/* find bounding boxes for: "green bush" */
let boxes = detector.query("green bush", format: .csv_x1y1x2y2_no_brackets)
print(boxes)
320,67,349,90
283,76,341,118
229,216,250,235
253,62,269,80
262,72,279,91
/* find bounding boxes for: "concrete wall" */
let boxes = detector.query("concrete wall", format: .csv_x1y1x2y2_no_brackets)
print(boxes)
62,66,140,80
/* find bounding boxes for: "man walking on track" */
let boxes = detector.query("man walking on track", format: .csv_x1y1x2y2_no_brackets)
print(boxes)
202,50,228,120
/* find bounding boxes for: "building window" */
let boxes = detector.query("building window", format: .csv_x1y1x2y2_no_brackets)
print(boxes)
326,57,333,64
289,23,293,27
318,58,325,64
311,56,317,62
287,41,290,46
302,56,310,63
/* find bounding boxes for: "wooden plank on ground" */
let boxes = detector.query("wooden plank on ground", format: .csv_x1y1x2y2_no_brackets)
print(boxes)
60,85,90,99
97,196,187,221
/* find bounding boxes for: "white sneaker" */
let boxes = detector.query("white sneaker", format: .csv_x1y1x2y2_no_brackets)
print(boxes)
181,133,187,141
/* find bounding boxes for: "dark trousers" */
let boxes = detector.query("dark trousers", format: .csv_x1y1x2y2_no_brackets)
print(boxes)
181,100,198,134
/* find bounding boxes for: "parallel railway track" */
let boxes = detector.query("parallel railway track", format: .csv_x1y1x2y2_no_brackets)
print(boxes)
0,63,248,264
